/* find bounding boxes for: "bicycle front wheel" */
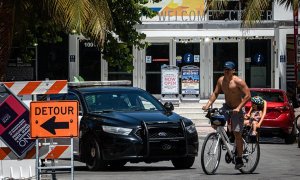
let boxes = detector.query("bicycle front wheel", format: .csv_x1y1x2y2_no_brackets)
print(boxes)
201,132,222,175
240,139,260,174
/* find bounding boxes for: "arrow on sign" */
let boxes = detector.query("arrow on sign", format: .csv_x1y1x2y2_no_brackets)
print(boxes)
40,116,69,135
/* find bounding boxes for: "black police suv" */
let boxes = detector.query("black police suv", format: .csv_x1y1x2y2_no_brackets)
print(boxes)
49,82,199,170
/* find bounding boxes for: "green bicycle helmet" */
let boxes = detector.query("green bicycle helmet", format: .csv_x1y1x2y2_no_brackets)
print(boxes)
251,96,264,106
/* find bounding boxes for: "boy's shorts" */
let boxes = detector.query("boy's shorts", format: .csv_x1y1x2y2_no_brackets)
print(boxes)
220,103,245,133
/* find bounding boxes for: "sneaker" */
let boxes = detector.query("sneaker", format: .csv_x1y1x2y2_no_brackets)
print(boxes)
235,157,244,169
251,131,257,136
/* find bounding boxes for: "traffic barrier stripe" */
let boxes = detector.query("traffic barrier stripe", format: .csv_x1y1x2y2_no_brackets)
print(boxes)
0,145,71,160
0,147,11,160
3,80,68,95
44,146,69,159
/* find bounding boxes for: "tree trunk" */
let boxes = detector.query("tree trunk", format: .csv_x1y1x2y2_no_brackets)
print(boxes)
0,1,14,81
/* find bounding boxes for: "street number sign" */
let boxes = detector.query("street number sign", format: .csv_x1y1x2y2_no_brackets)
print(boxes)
30,101,78,138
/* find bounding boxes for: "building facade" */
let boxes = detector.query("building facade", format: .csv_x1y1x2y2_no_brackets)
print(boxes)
9,1,298,100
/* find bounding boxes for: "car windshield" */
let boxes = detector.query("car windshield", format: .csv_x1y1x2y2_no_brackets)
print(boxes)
251,91,284,102
83,90,164,113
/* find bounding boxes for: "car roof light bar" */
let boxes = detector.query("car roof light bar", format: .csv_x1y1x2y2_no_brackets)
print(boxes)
68,80,132,87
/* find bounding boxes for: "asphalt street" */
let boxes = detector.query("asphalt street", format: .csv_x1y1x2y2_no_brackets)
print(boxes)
52,137,300,180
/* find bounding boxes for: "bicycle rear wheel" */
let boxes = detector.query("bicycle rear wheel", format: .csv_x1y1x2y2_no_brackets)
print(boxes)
201,132,222,175
239,139,260,174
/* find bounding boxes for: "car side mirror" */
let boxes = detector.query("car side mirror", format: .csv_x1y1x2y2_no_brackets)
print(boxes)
164,102,174,112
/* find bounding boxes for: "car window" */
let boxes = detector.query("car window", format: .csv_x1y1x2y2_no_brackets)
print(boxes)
138,96,157,110
84,90,163,113
251,91,284,102
66,93,82,111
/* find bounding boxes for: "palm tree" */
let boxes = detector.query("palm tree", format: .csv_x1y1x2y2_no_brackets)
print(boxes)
206,0,298,27
0,0,112,81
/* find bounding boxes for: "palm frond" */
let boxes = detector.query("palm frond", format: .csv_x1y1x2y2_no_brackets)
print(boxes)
48,0,112,47
205,0,229,14
277,0,293,9
242,0,270,28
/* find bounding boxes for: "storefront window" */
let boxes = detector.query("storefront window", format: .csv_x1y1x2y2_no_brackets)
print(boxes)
213,42,238,90
108,66,133,82
37,33,68,80
79,40,101,81
108,46,133,82
176,43,200,69
245,39,271,88
146,43,169,94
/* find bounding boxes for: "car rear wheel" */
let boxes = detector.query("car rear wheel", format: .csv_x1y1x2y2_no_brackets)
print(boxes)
171,157,195,169
284,127,296,144
85,137,106,171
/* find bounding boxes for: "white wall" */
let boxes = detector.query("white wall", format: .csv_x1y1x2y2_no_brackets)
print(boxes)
273,1,297,21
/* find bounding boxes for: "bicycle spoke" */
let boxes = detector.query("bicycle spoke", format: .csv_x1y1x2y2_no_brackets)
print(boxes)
201,132,222,175
240,141,260,174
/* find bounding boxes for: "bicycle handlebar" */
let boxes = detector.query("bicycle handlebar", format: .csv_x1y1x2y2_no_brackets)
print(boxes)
206,108,233,115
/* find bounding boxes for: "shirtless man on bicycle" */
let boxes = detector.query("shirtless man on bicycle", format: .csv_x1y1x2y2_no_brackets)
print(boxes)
202,61,251,169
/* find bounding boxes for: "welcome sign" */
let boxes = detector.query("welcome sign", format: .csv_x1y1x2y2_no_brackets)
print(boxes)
143,0,205,22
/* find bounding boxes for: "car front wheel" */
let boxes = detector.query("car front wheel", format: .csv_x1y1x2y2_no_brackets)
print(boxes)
171,157,195,169
85,137,107,171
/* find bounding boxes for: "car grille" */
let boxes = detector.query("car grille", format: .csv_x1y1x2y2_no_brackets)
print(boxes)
135,122,184,140
148,127,183,139
134,121,187,157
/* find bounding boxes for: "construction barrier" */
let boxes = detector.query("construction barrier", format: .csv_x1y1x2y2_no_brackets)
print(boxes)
0,80,71,179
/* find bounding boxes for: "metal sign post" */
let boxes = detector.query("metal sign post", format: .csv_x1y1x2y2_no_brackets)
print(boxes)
30,100,78,180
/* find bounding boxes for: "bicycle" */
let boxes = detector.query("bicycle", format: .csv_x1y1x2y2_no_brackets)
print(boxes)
200,108,260,175
295,115,300,148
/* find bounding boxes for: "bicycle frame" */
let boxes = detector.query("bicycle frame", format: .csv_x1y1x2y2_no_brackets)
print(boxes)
216,126,234,159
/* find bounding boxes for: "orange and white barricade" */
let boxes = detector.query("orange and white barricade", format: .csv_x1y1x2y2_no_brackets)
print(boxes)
0,80,69,179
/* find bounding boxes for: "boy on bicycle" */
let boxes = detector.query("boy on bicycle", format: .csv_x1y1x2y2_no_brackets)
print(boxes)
202,61,251,170
244,96,267,136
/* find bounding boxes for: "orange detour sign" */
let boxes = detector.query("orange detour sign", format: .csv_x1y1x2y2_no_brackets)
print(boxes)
30,101,78,138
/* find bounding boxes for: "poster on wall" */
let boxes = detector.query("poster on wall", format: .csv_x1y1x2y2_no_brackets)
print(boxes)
161,65,179,94
181,65,200,95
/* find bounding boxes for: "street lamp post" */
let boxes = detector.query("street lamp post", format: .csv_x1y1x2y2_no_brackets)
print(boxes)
294,0,298,98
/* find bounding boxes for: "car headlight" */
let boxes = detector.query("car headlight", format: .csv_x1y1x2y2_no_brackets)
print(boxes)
102,125,133,135
186,124,196,134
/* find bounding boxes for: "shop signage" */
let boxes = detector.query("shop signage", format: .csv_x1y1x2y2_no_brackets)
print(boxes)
280,55,286,62
0,84,35,158
183,53,193,63
142,0,272,22
161,65,179,94
181,65,200,95
146,56,152,63
30,101,78,138
194,55,200,62
69,55,75,62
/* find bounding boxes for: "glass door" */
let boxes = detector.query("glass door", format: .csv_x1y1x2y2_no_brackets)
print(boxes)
145,43,170,94
245,39,271,88
176,42,200,97
213,43,238,90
